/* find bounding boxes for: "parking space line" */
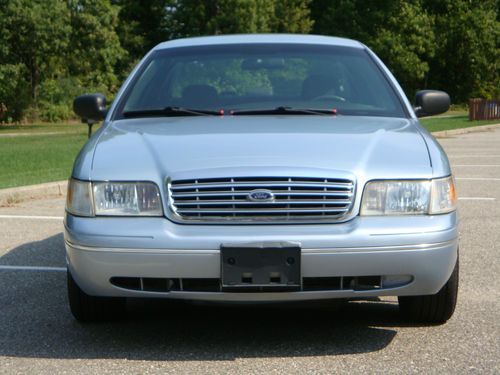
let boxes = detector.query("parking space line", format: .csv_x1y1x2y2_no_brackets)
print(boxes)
453,165,500,167
448,155,500,158
455,177,500,181
458,197,496,201
0,265,66,272
0,214,63,220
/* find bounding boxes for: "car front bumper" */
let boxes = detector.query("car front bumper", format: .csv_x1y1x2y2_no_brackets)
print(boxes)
65,212,458,301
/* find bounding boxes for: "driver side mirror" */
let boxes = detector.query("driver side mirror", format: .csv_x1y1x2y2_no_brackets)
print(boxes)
73,94,108,138
414,90,450,117
73,93,107,124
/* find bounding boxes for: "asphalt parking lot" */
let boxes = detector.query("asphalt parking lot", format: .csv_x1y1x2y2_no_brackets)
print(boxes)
1,128,499,374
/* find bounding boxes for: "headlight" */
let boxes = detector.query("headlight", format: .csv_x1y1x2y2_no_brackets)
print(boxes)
93,182,163,216
66,179,94,217
66,179,163,217
360,176,456,216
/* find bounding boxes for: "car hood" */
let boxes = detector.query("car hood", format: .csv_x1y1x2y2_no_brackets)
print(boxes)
89,116,432,182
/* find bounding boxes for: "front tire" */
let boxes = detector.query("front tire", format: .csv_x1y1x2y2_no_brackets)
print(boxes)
67,270,126,323
398,256,459,324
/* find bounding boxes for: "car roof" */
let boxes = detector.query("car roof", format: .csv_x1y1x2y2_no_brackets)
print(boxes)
154,34,364,50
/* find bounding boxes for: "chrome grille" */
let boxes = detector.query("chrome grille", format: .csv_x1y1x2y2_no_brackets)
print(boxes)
168,177,355,223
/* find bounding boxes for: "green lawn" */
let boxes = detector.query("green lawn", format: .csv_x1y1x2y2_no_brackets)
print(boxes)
0,122,84,134
420,113,499,132
0,114,499,189
0,126,89,189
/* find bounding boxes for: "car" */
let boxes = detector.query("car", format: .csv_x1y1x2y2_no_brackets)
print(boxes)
67,34,458,323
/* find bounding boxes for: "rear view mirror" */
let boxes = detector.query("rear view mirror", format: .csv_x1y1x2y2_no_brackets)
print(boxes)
73,93,107,138
414,90,450,117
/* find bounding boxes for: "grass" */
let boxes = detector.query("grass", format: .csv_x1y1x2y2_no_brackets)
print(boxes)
0,113,499,189
0,125,90,189
0,122,84,134
420,112,499,132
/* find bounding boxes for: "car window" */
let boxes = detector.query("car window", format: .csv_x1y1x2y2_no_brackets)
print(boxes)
118,44,406,118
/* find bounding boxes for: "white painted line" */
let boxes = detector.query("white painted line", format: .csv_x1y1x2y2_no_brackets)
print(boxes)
0,214,63,220
453,164,500,167
0,265,66,272
455,177,500,181
449,155,500,158
458,197,496,201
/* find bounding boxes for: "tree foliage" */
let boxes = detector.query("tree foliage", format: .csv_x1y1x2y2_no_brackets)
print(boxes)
0,0,70,105
0,0,124,122
312,0,435,98
423,0,499,102
0,0,497,122
312,0,499,102
113,0,172,74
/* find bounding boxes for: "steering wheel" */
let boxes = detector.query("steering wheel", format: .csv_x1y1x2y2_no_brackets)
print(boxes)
311,94,346,102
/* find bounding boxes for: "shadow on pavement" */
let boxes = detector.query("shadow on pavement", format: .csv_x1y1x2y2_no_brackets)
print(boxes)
0,232,65,268
0,234,410,361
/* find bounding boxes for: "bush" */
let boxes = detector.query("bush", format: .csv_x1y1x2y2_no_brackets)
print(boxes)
36,77,84,122
0,64,31,122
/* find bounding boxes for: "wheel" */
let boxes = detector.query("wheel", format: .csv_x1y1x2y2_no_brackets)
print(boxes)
67,270,126,323
398,256,459,324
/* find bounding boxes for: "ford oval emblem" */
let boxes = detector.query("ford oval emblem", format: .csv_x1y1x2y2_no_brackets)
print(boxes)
248,189,275,202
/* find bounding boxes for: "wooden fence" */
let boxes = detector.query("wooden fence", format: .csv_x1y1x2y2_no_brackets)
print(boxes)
469,98,500,121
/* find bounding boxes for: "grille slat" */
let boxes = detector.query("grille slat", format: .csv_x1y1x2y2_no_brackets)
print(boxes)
172,191,353,198
174,199,352,206
171,182,352,191
168,176,355,223
176,207,350,214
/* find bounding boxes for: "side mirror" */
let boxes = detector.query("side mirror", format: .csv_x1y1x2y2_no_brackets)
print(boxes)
73,93,107,123
73,94,107,138
414,90,450,117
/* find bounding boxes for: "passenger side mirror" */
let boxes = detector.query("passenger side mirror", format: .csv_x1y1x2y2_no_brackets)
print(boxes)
73,93,108,138
414,90,450,117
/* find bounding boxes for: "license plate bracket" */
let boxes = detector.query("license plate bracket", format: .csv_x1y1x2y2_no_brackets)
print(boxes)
220,242,301,292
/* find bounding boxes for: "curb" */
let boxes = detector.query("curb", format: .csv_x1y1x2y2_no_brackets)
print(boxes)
431,123,500,138
0,122,499,205
0,180,67,207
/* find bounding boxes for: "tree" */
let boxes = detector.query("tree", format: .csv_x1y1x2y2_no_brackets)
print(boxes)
114,0,172,75
271,0,314,33
423,0,499,101
68,0,125,94
311,0,435,99
0,64,30,121
164,0,313,37
0,0,125,121
166,0,272,36
0,0,71,103
114,0,314,73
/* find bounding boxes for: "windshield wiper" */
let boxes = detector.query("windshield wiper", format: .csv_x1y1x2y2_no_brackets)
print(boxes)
230,106,337,116
123,106,222,118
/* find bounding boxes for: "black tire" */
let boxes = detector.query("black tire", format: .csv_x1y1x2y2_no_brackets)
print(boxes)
67,270,126,323
398,256,459,324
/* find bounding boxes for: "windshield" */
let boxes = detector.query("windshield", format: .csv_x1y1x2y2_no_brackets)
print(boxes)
115,44,406,119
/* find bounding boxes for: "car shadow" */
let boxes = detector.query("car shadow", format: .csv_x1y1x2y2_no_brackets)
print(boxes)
0,234,426,361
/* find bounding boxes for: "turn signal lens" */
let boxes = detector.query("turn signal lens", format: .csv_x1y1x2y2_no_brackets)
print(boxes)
430,176,457,214
66,179,94,217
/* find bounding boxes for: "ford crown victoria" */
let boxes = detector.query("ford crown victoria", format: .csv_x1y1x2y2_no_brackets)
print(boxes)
67,34,458,323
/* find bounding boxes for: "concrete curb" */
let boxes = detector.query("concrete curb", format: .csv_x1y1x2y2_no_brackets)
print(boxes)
0,122,499,205
0,180,67,207
431,123,500,138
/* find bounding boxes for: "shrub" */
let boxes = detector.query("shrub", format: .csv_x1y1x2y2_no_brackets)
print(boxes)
0,64,31,122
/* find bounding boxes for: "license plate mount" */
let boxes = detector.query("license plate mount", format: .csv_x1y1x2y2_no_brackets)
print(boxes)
220,242,301,292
